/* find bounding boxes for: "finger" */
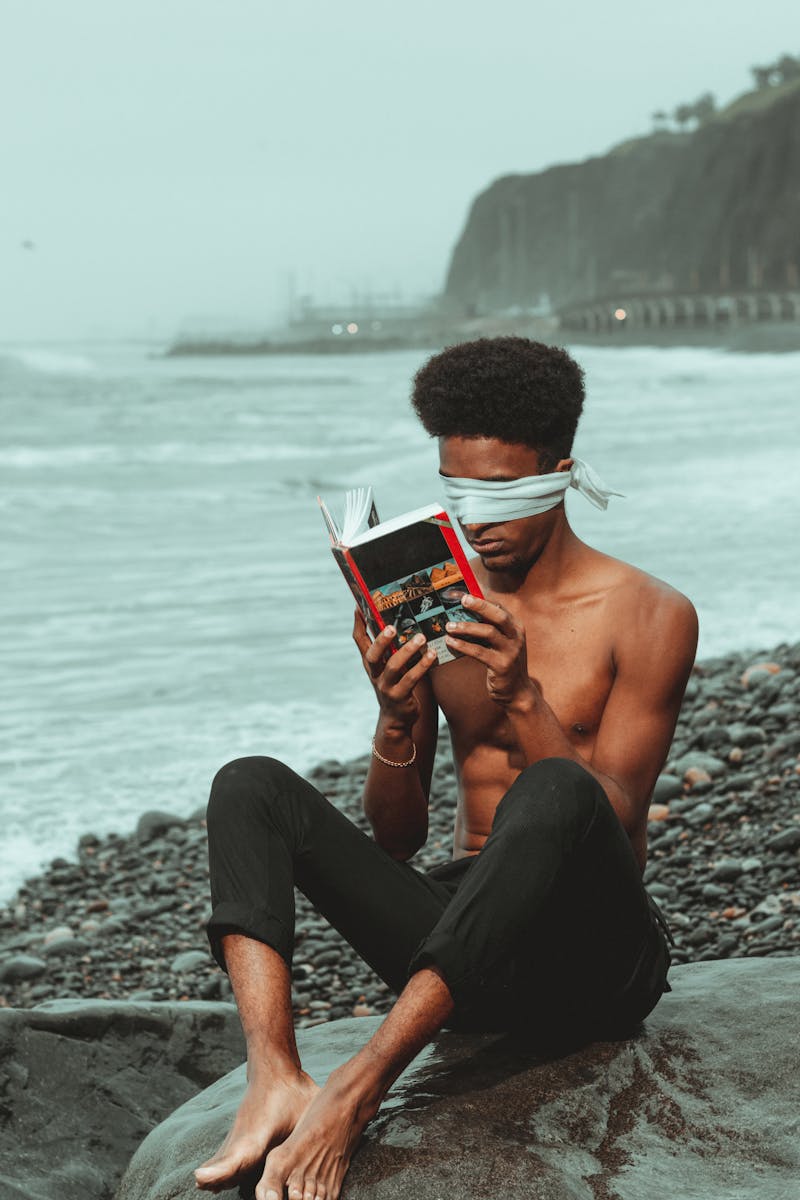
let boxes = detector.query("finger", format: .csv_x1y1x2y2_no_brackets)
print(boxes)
444,633,496,666
443,618,499,644
364,624,397,676
381,633,429,685
389,643,438,691
462,593,515,631
352,610,372,654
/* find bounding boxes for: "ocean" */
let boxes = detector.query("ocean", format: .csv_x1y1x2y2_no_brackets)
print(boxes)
2,341,799,900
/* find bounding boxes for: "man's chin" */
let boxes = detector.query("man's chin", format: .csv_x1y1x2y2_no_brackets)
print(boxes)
479,550,527,575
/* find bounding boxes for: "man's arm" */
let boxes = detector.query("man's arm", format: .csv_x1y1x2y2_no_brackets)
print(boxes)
444,587,698,838
353,615,439,860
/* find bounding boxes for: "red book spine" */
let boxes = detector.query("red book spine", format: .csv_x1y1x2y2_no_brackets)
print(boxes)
434,511,484,599
342,548,386,630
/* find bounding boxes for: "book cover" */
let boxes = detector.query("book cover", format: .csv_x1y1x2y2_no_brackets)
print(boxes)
319,489,484,665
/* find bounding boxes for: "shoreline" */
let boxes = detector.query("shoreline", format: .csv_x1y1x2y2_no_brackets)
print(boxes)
1,641,798,1024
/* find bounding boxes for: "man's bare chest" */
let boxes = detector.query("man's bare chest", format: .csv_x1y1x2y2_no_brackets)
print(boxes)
433,602,616,749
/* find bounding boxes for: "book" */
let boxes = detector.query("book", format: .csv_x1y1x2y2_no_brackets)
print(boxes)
318,486,485,665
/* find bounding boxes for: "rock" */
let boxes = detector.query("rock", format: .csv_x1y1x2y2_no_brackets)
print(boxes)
0,999,244,1200
652,773,682,804
741,662,781,687
647,803,670,822
684,766,712,789
43,925,74,945
0,955,48,984
669,752,727,780
42,935,92,958
170,950,211,974
710,858,744,882
117,959,800,1200
765,827,800,853
136,811,187,843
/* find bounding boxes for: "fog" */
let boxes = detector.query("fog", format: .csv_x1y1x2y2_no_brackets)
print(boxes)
2,0,796,340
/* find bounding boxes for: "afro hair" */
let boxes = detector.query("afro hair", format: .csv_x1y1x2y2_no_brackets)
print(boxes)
411,337,585,469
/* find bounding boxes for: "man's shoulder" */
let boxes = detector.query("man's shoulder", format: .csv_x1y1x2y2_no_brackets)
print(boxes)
588,553,699,681
578,547,698,664
585,545,695,620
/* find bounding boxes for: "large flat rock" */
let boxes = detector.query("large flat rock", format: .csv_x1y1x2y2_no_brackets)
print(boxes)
117,958,800,1200
0,999,244,1200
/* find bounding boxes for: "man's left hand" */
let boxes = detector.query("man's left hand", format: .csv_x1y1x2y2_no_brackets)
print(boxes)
444,595,536,709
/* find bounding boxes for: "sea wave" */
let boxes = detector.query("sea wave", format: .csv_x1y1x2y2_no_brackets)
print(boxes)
0,348,97,377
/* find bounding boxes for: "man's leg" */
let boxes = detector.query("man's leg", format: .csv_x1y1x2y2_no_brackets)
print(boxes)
253,757,661,1200
195,755,459,1192
194,936,320,1190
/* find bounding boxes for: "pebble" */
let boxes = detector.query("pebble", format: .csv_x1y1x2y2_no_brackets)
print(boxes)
765,828,800,853
652,774,682,803
710,859,744,882
0,955,48,983
42,936,91,958
0,641,799,1014
170,950,210,973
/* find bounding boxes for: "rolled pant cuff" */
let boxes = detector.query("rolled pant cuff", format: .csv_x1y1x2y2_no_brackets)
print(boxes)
206,901,293,973
407,928,487,1009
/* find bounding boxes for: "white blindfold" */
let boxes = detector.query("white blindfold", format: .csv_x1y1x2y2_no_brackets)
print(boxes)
440,458,623,524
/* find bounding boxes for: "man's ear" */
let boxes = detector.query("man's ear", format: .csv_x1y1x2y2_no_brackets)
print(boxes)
555,457,573,474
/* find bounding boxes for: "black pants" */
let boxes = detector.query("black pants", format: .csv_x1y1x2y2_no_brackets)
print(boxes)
205,755,671,1039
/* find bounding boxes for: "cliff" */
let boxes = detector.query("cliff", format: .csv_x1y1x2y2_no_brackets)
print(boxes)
443,79,800,314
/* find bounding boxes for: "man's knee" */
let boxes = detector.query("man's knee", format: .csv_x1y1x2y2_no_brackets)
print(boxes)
495,756,604,840
206,755,295,829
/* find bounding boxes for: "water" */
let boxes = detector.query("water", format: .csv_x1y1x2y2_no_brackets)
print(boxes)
2,341,799,899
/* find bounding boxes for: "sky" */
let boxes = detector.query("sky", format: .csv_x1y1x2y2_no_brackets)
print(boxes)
1,0,797,341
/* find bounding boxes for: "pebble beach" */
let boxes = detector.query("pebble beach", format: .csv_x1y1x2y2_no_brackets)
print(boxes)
1,643,798,1026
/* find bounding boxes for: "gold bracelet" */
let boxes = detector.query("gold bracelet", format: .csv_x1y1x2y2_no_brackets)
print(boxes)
371,735,417,768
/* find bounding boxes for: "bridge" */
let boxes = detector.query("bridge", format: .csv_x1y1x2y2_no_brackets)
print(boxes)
557,290,800,334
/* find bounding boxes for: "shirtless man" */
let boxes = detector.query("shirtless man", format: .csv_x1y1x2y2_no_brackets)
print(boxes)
195,338,698,1200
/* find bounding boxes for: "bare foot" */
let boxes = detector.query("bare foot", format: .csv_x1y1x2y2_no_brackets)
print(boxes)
254,1063,384,1200
194,1068,319,1192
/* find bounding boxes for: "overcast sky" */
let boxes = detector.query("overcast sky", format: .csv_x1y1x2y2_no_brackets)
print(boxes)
2,0,796,341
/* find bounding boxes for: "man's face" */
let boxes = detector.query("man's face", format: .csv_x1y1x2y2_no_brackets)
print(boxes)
438,435,570,576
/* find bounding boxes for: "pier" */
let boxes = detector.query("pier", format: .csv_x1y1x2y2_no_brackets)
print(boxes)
557,289,800,335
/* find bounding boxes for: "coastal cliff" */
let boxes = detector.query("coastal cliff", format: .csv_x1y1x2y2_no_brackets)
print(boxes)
443,79,800,313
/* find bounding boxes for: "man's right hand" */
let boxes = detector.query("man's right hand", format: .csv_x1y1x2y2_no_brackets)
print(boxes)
352,611,437,732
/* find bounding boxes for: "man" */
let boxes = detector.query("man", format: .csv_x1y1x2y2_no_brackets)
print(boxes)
195,338,698,1200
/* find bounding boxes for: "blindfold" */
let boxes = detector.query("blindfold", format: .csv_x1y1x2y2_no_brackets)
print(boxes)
439,458,623,525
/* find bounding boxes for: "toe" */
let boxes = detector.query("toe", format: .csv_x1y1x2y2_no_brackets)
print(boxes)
256,1149,286,1200
302,1176,317,1200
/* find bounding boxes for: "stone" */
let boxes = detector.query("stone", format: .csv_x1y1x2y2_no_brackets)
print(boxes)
0,954,48,984
42,935,92,958
741,662,781,687
116,959,800,1200
684,766,712,789
765,827,800,853
652,773,682,803
43,924,74,945
669,752,727,780
0,999,244,1200
710,858,744,882
136,811,187,843
170,950,210,974
647,803,670,822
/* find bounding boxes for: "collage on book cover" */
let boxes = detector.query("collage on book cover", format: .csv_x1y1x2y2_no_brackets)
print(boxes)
370,557,479,664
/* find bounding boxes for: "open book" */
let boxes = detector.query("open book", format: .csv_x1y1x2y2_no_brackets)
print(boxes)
318,487,484,665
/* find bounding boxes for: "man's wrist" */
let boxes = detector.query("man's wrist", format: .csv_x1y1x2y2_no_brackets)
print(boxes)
504,681,541,717
375,718,415,743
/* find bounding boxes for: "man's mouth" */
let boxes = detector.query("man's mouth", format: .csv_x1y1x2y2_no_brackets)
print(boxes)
470,539,506,555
